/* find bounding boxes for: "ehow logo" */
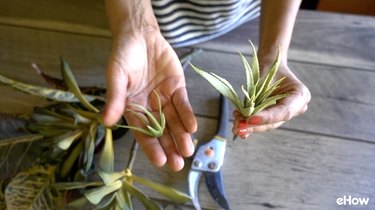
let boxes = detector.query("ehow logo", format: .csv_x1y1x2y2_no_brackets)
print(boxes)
336,195,370,206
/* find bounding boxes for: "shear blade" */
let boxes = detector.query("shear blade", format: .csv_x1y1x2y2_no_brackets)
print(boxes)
188,170,202,210
205,171,230,210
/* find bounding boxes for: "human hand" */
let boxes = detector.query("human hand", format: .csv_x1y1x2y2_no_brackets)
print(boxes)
232,64,311,138
101,30,197,171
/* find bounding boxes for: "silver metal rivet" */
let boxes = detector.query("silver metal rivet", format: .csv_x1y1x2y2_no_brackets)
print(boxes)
208,162,217,169
193,160,202,168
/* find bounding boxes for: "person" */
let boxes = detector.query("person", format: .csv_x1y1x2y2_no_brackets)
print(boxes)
101,0,311,172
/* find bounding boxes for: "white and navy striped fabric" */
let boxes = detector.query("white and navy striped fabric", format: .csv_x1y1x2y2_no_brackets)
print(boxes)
152,0,261,48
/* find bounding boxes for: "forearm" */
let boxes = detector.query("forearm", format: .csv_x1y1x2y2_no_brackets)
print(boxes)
258,0,302,66
105,0,159,38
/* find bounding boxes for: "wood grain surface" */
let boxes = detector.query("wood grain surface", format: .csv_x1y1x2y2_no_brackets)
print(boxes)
117,117,375,210
197,10,375,71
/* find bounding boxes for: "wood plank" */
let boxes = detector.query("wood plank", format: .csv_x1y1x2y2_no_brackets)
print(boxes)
195,10,375,71
0,25,110,85
189,93,375,143
0,17,110,38
115,117,375,210
1,25,374,142
185,50,375,142
0,0,109,34
317,0,375,16
1,102,373,209
1,0,374,70
0,24,110,114
0,24,186,114
187,50,375,105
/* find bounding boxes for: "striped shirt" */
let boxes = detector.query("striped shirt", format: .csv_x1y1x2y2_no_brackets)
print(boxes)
152,0,261,48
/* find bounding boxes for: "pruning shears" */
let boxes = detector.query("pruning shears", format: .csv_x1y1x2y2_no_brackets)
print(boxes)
188,94,230,210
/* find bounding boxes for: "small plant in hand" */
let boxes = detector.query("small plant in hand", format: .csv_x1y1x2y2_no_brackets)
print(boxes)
116,90,166,138
0,59,189,209
190,41,288,118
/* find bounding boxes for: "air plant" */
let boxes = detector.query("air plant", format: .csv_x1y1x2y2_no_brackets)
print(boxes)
116,90,166,138
190,41,288,118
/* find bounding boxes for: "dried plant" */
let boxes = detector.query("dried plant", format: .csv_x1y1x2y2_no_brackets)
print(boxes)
0,58,190,210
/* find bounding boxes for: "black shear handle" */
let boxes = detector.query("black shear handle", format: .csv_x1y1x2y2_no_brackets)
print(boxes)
216,94,229,138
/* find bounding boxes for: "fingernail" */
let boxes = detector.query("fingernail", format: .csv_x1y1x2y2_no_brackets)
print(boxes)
247,116,262,125
238,128,247,133
239,120,247,129
238,128,248,137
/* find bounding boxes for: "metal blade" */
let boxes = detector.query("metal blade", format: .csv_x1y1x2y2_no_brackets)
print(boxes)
205,171,230,210
188,170,202,210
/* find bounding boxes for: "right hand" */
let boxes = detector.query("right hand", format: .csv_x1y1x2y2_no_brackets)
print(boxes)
101,29,197,171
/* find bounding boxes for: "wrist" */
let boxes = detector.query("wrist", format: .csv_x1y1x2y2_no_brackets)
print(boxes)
105,0,159,39
258,45,288,71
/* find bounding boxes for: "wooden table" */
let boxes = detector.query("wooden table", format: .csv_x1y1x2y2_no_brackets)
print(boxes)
1,1,375,209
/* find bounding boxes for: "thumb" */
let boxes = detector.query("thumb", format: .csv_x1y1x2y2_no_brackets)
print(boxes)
101,61,128,127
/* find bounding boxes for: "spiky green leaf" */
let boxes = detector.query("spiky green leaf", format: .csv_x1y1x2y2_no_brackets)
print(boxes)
83,180,122,205
116,189,131,210
249,41,260,88
122,180,161,210
56,129,83,150
60,58,99,113
253,94,288,114
118,90,165,137
256,77,286,106
98,171,126,186
190,64,242,110
256,48,281,99
132,175,191,204
60,141,83,178
191,41,287,118
239,53,254,98
53,181,103,190
0,74,95,103
100,128,114,172
96,192,117,209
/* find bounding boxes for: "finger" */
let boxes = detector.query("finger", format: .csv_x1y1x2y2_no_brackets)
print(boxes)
147,110,185,171
234,120,253,139
232,110,248,135
248,92,309,125
232,120,239,135
232,118,245,135
248,121,285,133
301,104,308,114
237,121,285,140
102,60,128,127
172,88,197,133
125,111,167,167
232,110,244,119
158,128,185,171
163,102,194,157
239,130,253,139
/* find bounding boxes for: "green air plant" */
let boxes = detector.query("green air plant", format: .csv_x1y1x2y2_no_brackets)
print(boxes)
116,90,166,137
190,41,288,118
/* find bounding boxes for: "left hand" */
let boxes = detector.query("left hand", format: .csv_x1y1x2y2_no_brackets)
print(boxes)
232,63,311,139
